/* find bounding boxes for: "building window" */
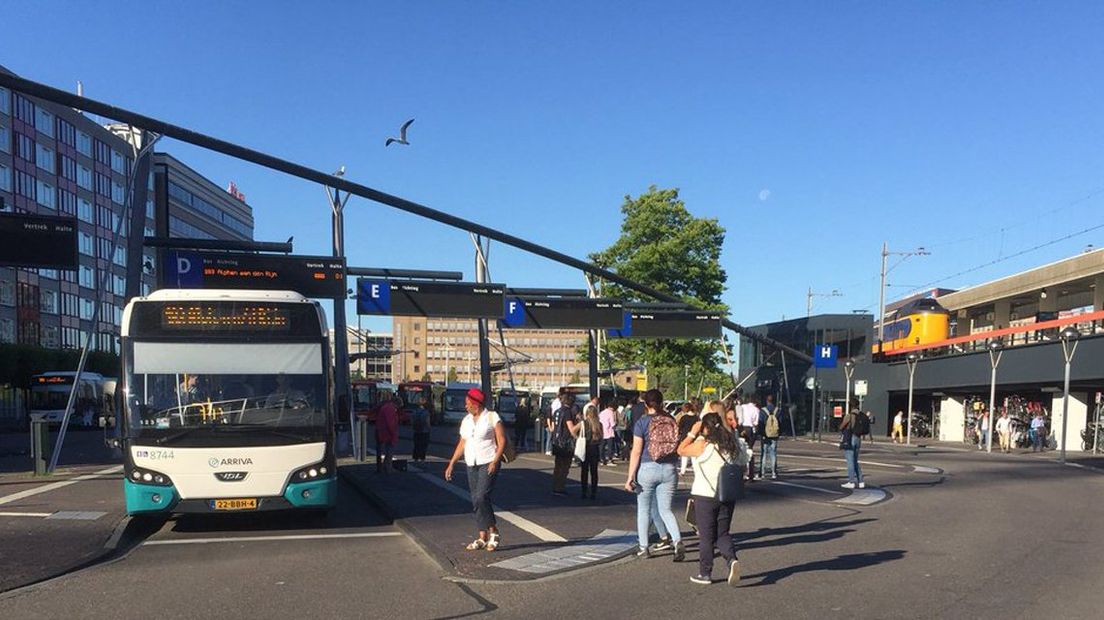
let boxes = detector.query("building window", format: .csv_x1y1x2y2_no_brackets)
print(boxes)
77,198,93,223
39,268,57,280
0,86,9,115
0,124,9,153
110,149,125,174
95,172,110,197
15,170,36,200
41,325,59,348
35,144,56,173
59,154,76,181
111,180,125,204
36,180,56,209
79,299,94,320
0,319,14,344
112,275,125,296
40,289,58,314
97,237,112,260
76,164,93,190
113,246,126,267
79,232,94,256
58,189,76,216
15,133,34,161
94,140,110,164
57,118,76,147
0,163,10,193
13,95,34,123
146,199,154,219
79,265,95,288
0,281,14,306
76,131,92,156
34,108,54,138
61,293,79,317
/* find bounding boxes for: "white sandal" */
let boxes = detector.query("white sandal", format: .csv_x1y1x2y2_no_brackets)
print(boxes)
465,538,487,551
486,532,500,551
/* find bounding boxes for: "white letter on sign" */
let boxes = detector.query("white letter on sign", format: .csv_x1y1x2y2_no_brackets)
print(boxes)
371,284,380,298
177,257,192,274
820,346,832,358
509,301,518,314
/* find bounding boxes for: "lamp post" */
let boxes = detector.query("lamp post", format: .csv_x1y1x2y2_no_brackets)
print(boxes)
843,359,856,429
986,339,1004,454
906,353,919,446
1059,326,1081,464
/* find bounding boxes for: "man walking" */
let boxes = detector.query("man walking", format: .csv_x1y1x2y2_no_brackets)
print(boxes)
758,395,784,479
839,401,867,489
996,410,1013,453
739,396,761,481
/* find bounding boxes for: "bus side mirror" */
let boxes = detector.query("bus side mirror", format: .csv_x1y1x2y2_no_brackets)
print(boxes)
106,437,122,450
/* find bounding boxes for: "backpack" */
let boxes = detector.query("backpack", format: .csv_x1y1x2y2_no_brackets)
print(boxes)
851,411,871,437
551,408,576,456
646,414,680,461
764,409,780,439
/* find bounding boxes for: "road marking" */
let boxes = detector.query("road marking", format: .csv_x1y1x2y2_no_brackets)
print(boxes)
46,510,108,521
0,511,52,517
766,480,845,496
833,488,888,506
0,465,122,506
488,529,635,574
786,454,912,470
143,531,403,546
913,465,942,474
418,470,567,542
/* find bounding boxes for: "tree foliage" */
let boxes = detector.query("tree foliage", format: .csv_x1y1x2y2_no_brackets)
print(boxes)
590,186,728,380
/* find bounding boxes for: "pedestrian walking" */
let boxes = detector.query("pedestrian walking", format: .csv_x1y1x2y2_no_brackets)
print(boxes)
410,403,431,462
574,404,602,498
623,394,645,460
758,395,784,479
624,388,685,561
514,402,531,451
613,398,629,459
996,410,1013,453
839,402,867,489
599,397,617,465
892,410,905,443
739,396,760,480
375,396,400,473
549,395,576,496
1030,411,1046,452
978,411,990,449
676,402,699,476
444,388,506,552
677,412,744,586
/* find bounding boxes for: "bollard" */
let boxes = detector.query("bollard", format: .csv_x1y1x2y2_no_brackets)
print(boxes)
31,416,50,476
356,417,369,463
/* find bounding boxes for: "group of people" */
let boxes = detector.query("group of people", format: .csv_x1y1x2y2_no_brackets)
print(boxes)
974,409,1049,452
444,385,796,587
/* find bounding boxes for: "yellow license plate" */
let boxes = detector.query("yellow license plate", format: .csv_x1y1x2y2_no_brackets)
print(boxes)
213,498,257,511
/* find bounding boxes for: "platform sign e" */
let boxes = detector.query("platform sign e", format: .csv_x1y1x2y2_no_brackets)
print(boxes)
357,279,391,315
813,344,838,369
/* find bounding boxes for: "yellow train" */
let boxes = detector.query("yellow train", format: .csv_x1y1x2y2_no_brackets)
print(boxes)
872,298,951,357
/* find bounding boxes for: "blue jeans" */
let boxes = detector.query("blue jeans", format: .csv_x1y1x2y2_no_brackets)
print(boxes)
601,438,616,463
844,435,863,484
466,464,498,532
760,439,777,476
636,461,681,549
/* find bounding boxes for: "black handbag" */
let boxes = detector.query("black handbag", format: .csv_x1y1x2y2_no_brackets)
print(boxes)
839,428,853,450
716,461,744,503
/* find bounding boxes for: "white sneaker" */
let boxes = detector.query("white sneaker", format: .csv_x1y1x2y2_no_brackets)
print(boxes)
771,473,777,480
841,482,856,489
858,482,866,489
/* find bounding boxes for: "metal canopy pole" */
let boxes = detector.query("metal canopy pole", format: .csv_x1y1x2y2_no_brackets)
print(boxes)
0,72,811,364
471,234,493,400
325,179,354,459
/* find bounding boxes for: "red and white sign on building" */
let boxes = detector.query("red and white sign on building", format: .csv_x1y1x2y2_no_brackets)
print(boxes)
226,181,246,202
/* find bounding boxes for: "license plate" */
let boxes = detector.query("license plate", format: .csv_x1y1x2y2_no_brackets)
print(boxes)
213,498,257,511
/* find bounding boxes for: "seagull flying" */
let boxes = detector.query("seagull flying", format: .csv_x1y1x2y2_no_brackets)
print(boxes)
385,118,415,147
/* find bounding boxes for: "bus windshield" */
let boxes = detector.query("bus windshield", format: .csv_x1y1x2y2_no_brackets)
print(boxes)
401,388,428,408
126,372,326,430
31,390,72,410
443,390,467,412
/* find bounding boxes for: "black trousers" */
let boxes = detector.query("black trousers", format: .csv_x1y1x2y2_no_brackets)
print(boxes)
580,443,600,496
552,452,573,493
412,432,430,461
693,495,737,578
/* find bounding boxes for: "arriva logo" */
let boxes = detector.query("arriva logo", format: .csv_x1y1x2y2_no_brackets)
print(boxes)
208,457,254,468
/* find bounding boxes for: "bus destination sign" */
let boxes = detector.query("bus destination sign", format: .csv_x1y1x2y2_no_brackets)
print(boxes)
160,304,291,332
357,279,506,319
0,212,79,269
162,250,346,298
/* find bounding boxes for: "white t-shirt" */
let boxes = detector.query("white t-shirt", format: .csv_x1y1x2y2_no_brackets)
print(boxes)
740,403,760,428
893,412,903,427
995,416,1012,433
460,410,501,466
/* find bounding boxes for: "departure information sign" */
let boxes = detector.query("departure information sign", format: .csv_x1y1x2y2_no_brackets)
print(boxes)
0,213,78,269
501,297,624,329
162,250,346,298
357,279,505,318
160,304,291,332
608,310,723,339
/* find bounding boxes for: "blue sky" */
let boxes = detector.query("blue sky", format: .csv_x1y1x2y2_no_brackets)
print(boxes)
6,1,1104,337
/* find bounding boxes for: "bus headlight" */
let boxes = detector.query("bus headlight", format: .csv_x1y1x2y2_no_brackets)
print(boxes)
127,466,173,487
291,461,333,483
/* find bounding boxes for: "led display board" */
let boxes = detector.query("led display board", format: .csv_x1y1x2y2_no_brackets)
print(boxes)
607,310,723,339
357,279,505,319
0,213,78,269
161,250,345,298
501,297,624,329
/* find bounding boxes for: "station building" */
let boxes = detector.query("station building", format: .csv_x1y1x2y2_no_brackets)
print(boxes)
740,249,1104,451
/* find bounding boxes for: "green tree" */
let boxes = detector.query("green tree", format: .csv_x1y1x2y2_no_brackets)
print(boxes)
590,186,728,382
446,368,459,384
421,372,433,382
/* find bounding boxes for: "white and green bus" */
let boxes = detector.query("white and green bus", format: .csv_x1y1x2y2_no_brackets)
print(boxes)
118,289,336,516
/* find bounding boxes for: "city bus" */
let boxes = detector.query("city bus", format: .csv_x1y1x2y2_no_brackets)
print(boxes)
398,381,444,424
29,371,111,428
351,379,398,422
117,289,336,516
493,388,534,424
442,382,479,424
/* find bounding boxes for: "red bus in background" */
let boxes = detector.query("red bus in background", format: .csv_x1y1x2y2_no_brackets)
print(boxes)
351,379,398,423
398,382,445,425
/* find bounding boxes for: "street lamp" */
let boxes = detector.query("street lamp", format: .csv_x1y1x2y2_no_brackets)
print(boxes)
1059,326,1081,464
986,339,1004,454
843,359,856,435
906,353,919,446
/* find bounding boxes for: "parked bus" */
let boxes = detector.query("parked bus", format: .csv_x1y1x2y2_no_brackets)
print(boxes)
29,371,111,428
493,388,534,424
117,289,336,517
443,382,479,424
351,379,398,422
398,381,444,425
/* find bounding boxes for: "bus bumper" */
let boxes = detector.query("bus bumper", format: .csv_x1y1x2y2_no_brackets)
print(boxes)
124,479,179,515
283,476,337,509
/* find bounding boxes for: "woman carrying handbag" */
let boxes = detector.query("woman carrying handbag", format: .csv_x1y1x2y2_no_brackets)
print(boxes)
677,412,747,587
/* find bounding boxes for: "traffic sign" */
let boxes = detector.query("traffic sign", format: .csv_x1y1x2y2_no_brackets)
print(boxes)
500,297,623,329
854,379,868,396
161,250,346,298
813,344,838,368
356,279,505,319
0,213,78,269
607,310,722,339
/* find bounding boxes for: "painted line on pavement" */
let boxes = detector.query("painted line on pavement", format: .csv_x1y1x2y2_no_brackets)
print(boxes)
766,480,845,496
143,531,403,546
785,454,913,470
417,470,567,542
912,465,942,474
0,511,52,517
0,465,122,506
833,488,888,506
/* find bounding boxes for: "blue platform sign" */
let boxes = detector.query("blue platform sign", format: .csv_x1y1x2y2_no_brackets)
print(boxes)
606,311,632,339
357,279,391,315
502,297,526,327
162,250,204,288
813,344,838,369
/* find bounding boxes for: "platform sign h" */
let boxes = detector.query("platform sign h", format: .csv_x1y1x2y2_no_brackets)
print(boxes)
357,279,391,314
813,344,838,369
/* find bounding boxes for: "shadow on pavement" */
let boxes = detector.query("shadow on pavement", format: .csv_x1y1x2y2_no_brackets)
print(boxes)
742,549,907,587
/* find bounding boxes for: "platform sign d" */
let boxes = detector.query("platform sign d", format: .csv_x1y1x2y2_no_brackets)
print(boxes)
813,344,838,369
162,250,203,288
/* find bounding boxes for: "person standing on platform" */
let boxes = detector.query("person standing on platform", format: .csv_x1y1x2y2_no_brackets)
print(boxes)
445,388,506,552
599,397,617,465
410,403,431,462
892,410,905,443
758,395,784,480
549,395,576,496
1031,411,1047,452
996,410,1013,453
375,395,400,474
839,402,867,489
514,402,531,452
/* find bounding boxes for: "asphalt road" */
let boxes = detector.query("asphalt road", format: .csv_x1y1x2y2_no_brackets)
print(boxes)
2,435,1103,619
